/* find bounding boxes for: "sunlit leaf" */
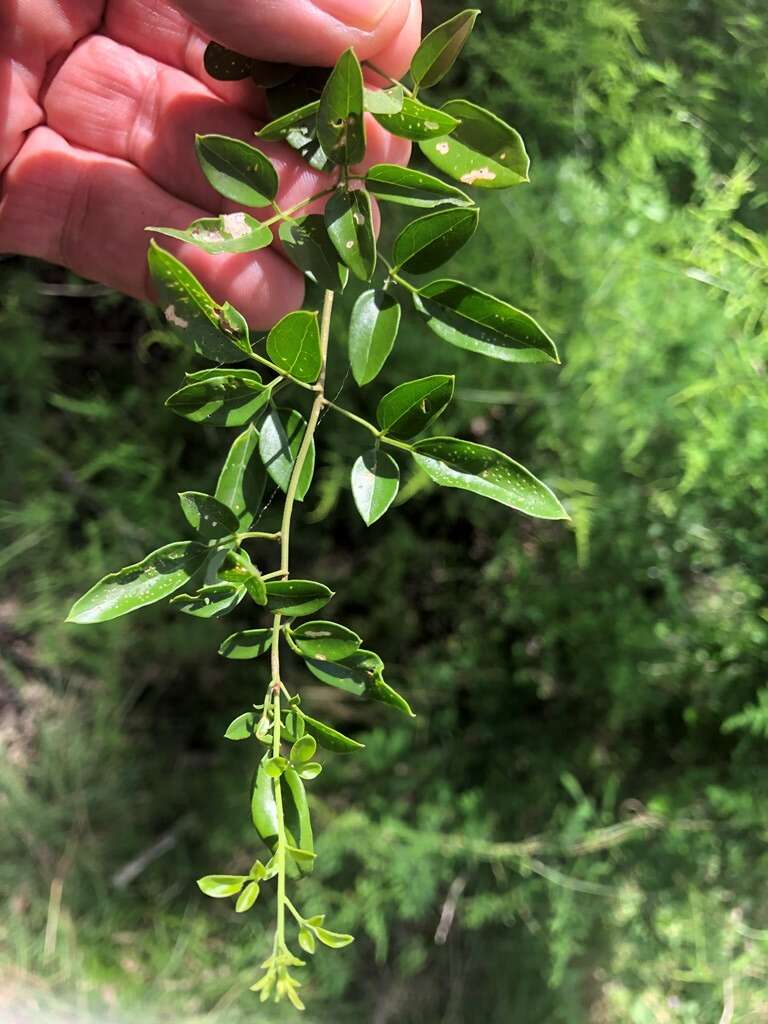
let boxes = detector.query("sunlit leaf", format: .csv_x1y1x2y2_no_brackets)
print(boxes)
317,48,365,166
305,648,413,714
147,213,272,255
167,371,270,427
256,101,320,141
325,188,376,281
393,207,478,274
283,768,314,874
292,621,362,661
410,9,480,88
279,215,348,291
351,450,400,525
178,491,240,539
224,711,258,740
264,580,334,616
195,134,279,206
377,375,454,439
170,582,245,618
289,735,316,764
197,875,247,898
266,310,322,383
235,881,261,912
215,424,267,530
295,711,364,753
259,407,315,500
373,97,459,140
219,628,273,660
348,289,401,385
363,85,404,114
365,164,471,208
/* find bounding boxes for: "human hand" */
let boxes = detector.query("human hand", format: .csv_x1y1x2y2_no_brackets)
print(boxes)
0,0,421,327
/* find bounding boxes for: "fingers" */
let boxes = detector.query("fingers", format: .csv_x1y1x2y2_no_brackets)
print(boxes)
0,127,304,329
44,35,410,217
168,0,420,75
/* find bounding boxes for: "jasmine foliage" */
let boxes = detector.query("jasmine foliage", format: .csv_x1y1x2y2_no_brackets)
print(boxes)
66,9,568,1010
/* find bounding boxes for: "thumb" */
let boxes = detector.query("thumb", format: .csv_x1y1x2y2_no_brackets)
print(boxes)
170,0,420,73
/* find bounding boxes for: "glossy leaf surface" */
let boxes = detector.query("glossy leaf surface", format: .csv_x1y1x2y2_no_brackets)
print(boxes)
170,582,245,618
67,541,207,624
147,213,272,254
224,711,259,739
166,371,270,427
256,101,319,141
266,310,322,383
416,279,559,363
178,491,240,539
259,407,315,500
317,48,365,166
292,621,362,661
305,648,413,714
264,580,333,616
279,215,347,292
411,9,479,88
413,437,568,518
148,242,249,363
235,881,261,912
283,768,314,874
214,424,266,530
219,628,273,660
393,207,478,274
297,711,364,753
195,134,278,206
377,375,454,439
351,450,400,525
420,100,529,189
251,759,279,847
325,188,376,281
373,97,459,140
363,85,405,114
197,875,246,897
364,164,471,208
348,289,401,385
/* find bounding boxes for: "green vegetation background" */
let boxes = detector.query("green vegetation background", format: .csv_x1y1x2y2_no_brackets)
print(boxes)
2,1,768,1020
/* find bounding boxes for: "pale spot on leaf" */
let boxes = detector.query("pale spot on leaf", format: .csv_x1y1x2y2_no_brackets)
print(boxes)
460,167,497,184
436,142,450,155
164,305,189,328
221,212,252,239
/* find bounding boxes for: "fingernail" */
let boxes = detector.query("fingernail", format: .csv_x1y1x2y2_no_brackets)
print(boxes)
312,0,399,31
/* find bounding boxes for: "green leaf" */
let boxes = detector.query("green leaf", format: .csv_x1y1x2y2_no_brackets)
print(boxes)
289,735,316,764
351,449,400,525
255,100,320,142
325,189,376,282
298,928,316,955
203,41,253,81
251,759,279,848
317,48,365,166
178,491,240,539
224,711,258,740
314,926,354,949
259,407,315,500
219,628,273,660
415,279,559,364
215,424,267,530
67,541,207,624
166,371,270,427
412,437,568,519
148,242,250,363
420,100,529,189
364,164,471,208
304,648,413,715
373,97,459,140
291,621,362,661
279,215,348,292
363,84,404,114
393,207,478,275
266,310,322,383
170,583,245,618
264,580,333,616
197,875,247,898
283,768,314,874
195,134,279,206
235,881,260,912
376,375,454,439
147,213,272,254
410,9,479,88
299,762,322,780
248,61,297,88
218,551,267,605
348,289,401,386
297,711,364,753
264,755,289,778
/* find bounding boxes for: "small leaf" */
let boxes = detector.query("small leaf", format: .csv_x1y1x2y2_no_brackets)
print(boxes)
147,213,272,254
377,375,454,439
412,437,568,519
289,735,317,764
264,755,289,778
373,97,459,140
392,207,478,274
351,450,400,525
298,928,316,955
348,289,401,385
299,762,323,780
251,759,279,847
283,768,314,874
218,551,267,605
148,242,250,363
259,407,315,500
284,844,316,865
314,927,354,949
279,215,348,292
166,371,270,427
264,580,333,616
235,881,260,912
363,84,404,114
195,134,279,206
249,860,267,880
67,541,207,624
410,9,479,88
420,99,529,189
170,582,245,618
224,711,258,740
317,48,365,166
365,164,471,208
266,310,322,383
178,491,240,539
219,628,273,660
197,875,247,898
325,189,376,282
256,100,320,142
298,711,365,753
203,42,253,81
416,279,559,363
292,621,362,661
215,424,266,530
304,648,412,714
